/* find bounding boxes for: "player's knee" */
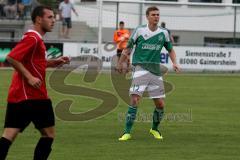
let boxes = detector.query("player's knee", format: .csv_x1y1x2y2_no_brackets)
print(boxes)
155,100,164,108
131,94,140,106
2,128,20,142
43,133,55,139
44,130,55,139
42,133,55,139
40,128,55,139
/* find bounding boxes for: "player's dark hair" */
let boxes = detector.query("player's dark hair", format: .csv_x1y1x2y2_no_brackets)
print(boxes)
146,6,159,16
119,21,124,25
31,6,53,23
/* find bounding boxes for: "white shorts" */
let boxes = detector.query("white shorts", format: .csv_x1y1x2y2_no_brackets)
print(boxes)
129,65,165,99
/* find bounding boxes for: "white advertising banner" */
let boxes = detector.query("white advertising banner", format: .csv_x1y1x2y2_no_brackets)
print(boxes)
164,47,240,71
64,43,240,71
64,42,116,67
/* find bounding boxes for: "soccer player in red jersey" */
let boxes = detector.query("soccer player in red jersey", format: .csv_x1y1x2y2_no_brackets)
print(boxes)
0,6,70,160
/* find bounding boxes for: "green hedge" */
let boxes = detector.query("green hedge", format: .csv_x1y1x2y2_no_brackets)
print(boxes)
37,0,59,10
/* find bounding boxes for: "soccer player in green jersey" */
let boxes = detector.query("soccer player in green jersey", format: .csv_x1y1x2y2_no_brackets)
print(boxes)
116,6,180,141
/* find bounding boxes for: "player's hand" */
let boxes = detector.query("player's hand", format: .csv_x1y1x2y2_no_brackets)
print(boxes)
173,63,180,73
115,63,123,73
120,37,125,41
123,34,129,39
55,56,71,67
60,56,71,64
28,76,42,89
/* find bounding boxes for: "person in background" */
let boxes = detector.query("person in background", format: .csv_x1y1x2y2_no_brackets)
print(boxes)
17,0,32,19
161,22,175,43
113,21,131,62
59,0,78,38
3,0,17,19
0,0,7,18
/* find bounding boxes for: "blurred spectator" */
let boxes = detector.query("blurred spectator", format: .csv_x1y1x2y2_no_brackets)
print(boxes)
3,0,17,19
59,0,78,38
17,0,32,19
113,21,130,63
0,0,7,17
160,22,175,43
31,0,40,11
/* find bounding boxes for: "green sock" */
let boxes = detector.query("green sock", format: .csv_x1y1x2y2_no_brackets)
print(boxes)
152,108,164,131
124,106,137,134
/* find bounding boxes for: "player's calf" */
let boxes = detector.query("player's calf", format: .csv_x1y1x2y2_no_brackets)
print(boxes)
0,128,20,160
0,137,12,160
34,127,55,160
34,137,54,160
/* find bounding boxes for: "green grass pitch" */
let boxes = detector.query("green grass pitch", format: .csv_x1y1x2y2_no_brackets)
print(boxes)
0,69,240,160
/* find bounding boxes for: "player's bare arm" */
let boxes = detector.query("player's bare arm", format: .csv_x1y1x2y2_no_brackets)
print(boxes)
47,56,70,67
6,56,42,88
116,48,131,73
169,49,180,73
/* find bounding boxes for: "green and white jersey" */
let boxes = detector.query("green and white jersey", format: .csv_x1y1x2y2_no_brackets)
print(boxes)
127,24,173,76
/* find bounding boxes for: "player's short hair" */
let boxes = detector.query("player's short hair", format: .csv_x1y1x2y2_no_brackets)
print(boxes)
31,6,53,23
146,6,159,16
119,21,124,25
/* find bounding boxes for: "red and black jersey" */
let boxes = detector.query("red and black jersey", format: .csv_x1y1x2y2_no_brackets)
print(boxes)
7,30,49,103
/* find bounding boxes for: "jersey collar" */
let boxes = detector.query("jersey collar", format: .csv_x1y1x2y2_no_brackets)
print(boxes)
147,24,160,33
27,29,43,39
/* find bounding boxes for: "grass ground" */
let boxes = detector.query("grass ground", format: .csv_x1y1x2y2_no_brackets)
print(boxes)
0,69,240,160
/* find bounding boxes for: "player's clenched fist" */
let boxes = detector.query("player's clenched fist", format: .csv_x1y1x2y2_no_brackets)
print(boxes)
28,76,42,89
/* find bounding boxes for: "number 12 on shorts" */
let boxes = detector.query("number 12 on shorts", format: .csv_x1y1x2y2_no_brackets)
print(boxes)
131,84,140,92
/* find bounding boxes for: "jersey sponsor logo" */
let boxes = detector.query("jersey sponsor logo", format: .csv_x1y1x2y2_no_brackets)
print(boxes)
142,43,161,50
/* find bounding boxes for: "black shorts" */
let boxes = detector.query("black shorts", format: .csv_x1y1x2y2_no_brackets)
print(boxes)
117,49,123,58
62,17,72,28
4,99,55,132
